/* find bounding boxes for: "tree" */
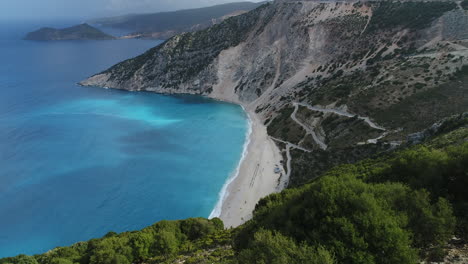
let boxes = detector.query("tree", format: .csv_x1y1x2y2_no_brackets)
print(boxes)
154,231,179,256
49,258,73,264
237,175,421,264
237,229,335,264
4,255,38,264
130,233,154,260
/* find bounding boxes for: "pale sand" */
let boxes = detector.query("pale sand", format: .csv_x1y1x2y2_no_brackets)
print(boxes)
206,45,286,228
217,110,285,228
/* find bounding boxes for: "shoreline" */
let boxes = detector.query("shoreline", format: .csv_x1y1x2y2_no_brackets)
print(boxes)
209,106,253,219
82,83,286,228
211,107,285,228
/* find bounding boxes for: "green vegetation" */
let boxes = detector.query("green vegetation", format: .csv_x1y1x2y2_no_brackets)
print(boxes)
2,121,466,264
366,134,468,238
289,143,390,187
320,115,382,148
267,107,306,145
236,230,335,264
367,1,456,32
462,0,468,10
239,175,447,263
0,218,230,264
373,69,468,132
25,24,115,41
237,126,466,263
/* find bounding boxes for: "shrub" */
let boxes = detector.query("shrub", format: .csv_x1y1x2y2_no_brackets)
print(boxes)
236,230,335,264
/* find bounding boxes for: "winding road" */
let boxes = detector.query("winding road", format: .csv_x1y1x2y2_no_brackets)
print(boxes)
268,102,388,187
271,137,311,188
291,103,328,150
295,102,386,131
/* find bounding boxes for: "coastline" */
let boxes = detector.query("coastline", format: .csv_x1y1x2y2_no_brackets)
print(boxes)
81,81,287,229
209,106,253,220
210,107,285,228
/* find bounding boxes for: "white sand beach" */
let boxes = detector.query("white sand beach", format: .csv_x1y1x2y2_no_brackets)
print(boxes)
214,110,285,228
206,56,287,227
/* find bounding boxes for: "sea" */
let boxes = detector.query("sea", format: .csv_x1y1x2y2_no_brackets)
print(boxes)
0,21,248,257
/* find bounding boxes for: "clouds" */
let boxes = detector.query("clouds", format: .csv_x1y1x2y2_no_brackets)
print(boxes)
1,0,261,20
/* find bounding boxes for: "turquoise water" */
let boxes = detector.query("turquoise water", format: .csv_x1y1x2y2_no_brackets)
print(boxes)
0,22,247,257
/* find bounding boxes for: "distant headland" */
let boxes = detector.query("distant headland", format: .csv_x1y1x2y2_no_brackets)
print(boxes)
24,23,116,41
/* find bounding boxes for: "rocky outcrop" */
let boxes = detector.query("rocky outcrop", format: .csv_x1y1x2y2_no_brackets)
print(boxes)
407,112,468,145
81,4,273,97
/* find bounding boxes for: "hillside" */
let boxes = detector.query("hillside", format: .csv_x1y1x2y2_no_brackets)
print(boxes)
12,0,466,263
1,114,466,263
82,0,468,187
25,24,116,41
88,2,265,39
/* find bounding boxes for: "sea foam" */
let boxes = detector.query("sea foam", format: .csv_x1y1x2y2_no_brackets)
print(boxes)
209,107,253,219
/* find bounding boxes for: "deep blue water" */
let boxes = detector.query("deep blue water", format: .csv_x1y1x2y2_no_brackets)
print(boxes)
0,22,247,257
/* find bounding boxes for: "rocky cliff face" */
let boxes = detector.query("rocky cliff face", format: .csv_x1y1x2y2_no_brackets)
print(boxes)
82,0,468,185
81,4,272,97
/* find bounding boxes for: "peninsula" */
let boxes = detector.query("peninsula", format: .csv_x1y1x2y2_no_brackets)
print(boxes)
25,23,116,41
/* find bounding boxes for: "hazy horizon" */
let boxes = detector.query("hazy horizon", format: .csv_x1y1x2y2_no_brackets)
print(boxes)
0,0,264,21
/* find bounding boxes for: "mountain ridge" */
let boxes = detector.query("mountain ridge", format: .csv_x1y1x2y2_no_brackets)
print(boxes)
88,1,266,39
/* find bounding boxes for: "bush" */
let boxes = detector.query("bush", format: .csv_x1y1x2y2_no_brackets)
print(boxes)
3,218,224,264
0,255,38,264
236,230,335,264
49,259,73,264
237,174,435,264
367,1,456,32
462,0,468,10
153,230,179,256
369,143,468,237
235,136,466,263
181,218,219,240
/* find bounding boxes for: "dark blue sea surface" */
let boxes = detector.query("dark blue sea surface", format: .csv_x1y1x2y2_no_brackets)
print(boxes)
0,22,247,257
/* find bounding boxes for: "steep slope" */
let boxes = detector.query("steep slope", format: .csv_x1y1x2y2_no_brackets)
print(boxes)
82,0,468,186
25,24,116,41
89,2,265,39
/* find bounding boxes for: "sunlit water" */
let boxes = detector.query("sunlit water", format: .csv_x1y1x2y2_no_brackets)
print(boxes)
0,21,247,257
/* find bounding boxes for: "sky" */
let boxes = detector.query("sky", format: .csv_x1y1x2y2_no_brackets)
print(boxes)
0,0,262,21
